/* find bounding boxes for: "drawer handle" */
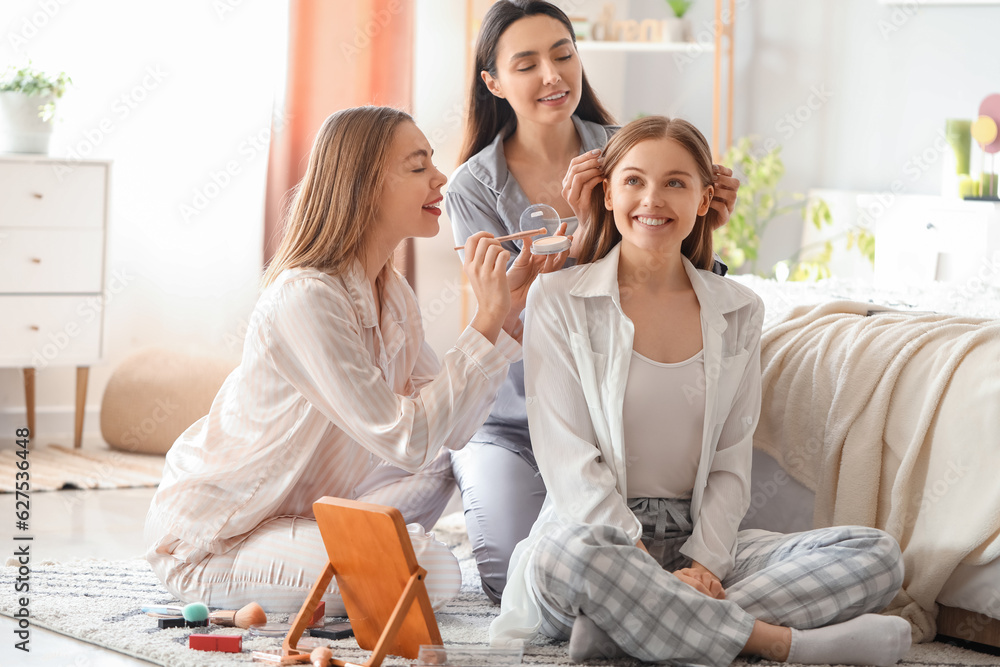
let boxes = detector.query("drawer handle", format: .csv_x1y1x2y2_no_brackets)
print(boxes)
32,193,43,199
29,325,39,332
30,257,41,264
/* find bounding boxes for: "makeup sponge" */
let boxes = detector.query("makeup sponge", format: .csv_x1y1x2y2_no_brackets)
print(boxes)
182,602,210,623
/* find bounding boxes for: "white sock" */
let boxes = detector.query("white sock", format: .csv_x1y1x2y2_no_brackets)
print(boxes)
568,615,625,663
787,614,912,666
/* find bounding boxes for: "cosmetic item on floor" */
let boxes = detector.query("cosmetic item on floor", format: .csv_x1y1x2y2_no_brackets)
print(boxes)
209,601,267,628
141,604,184,616
248,622,295,638
308,600,325,628
311,646,333,667
308,621,354,640
531,235,571,255
181,602,209,623
145,601,210,628
414,645,524,665
189,633,242,653
250,636,332,663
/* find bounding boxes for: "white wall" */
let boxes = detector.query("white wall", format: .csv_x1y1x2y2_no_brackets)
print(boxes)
570,0,1000,272
412,0,471,361
739,0,1000,269
1,0,287,441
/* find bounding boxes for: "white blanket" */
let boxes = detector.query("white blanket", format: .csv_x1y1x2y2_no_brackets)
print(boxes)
753,301,1000,642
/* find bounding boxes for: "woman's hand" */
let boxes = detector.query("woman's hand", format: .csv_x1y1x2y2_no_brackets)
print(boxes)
502,222,571,343
709,165,740,230
674,560,725,600
463,232,511,344
562,149,603,225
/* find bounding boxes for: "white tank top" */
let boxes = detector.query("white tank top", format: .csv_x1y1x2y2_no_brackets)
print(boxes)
623,349,705,499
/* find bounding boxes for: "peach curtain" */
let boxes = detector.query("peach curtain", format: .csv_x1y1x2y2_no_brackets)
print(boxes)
264,0,417,286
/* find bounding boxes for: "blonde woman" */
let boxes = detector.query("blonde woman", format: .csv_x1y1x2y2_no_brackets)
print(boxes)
493,117,910,667
145,106,552,613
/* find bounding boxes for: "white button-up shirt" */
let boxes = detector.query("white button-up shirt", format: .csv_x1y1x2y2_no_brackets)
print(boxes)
491,244,763,646
145,263,520,555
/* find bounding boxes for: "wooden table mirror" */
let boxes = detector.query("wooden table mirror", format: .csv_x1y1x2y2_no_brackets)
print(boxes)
273,497,442,666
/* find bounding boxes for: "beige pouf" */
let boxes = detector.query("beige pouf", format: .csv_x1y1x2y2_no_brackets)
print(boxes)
101,348,237,455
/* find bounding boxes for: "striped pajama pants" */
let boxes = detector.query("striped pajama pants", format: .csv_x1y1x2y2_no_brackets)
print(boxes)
146,450,461,614
530,498,904,666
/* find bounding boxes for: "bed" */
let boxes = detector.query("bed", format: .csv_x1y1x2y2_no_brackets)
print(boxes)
730,273,1000,648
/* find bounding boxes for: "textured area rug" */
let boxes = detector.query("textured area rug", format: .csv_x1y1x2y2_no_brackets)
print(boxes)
0,444,165,492
0,513,996,667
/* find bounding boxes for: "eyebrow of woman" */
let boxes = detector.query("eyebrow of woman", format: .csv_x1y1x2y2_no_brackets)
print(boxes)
405,148,434,161
509,37,573,61
620,166,694,178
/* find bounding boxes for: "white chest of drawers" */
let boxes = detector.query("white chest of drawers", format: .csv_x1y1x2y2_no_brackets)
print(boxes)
0,155,111,447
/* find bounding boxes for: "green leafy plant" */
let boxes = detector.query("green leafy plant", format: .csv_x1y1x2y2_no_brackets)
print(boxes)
0,63,72,122
712,136,875,281
666,0,694,18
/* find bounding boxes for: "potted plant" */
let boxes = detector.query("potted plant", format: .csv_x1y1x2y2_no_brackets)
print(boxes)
663,0,694,42
0,63,71,154
712,136,875,281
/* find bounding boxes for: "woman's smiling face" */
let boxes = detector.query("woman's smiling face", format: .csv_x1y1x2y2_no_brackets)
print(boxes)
482,14,583,125
603,137,714,256
373,121,448,249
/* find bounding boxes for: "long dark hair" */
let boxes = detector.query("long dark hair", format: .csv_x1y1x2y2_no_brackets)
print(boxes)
577,116,717,271
458,0,615,164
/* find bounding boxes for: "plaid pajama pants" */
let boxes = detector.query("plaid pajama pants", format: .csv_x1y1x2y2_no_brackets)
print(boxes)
529,498,904,666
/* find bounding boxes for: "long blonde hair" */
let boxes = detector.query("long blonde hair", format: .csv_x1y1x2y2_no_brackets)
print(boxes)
577,116,717,270
262,106,413,287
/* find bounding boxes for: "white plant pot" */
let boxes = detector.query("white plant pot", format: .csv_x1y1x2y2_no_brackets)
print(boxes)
0,91,56,154
662,17,692,43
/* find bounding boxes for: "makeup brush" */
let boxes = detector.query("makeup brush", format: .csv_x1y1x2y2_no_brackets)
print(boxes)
208,601,267,628
453,228,546,251
311,646,333,667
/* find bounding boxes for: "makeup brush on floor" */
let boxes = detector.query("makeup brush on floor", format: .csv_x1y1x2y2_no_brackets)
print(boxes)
143,601,266,628
209,602,267,628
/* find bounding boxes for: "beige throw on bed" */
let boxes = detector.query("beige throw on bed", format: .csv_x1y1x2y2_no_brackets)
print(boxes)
753,300,1000,642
